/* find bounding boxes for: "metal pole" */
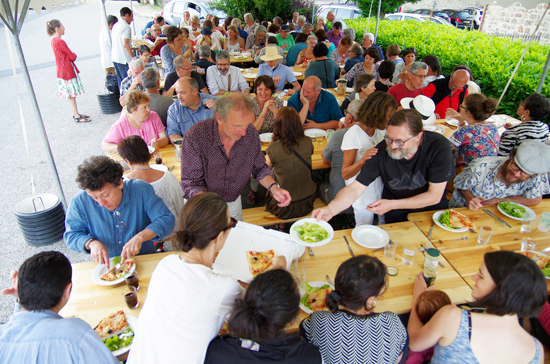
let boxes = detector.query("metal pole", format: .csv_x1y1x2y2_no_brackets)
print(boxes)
312,0,316,25
129,0,136,36
374,0,382,42
5,19,67,210
537,49,550,93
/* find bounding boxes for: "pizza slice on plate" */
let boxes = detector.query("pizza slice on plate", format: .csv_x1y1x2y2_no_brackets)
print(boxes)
94,310,129,339
246,250,276,278
449,210,475,229
308,288,330,311
100,258,135,282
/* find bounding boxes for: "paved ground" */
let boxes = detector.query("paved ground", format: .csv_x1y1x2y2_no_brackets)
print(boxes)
0,0,160,323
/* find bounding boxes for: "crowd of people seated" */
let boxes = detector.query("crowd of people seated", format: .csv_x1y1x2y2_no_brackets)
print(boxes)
6,9,550,364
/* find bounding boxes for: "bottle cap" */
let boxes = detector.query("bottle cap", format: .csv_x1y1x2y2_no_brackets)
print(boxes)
427,248,440,257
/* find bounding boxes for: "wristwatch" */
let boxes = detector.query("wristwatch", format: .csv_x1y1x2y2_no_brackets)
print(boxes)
268,182,280,193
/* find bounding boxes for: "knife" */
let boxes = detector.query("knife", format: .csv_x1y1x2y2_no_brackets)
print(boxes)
483,209,511,228
343,236,355,257
326,274,335,287
169,165,175,172
427,221,435,239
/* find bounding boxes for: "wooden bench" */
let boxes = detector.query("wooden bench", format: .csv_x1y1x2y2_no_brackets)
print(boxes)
243,198,327,227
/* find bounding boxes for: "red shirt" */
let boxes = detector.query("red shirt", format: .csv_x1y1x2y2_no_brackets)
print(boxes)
423,79,469,118
50,37,79,80
387,83,423,105
144,35,166,57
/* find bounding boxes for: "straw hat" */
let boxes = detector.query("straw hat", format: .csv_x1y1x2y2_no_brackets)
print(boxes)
260,46,283,62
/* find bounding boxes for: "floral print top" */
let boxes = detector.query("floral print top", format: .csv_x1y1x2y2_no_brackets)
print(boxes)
251,96,284,134
449,124,500,167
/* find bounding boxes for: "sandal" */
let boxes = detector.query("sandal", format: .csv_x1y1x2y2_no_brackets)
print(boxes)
73,114,91,123
247,189,257,205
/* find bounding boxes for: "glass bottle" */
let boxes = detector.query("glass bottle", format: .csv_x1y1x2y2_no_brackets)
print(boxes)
423,248,440,287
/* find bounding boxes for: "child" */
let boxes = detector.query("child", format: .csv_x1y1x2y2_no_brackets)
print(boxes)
406,290,451,364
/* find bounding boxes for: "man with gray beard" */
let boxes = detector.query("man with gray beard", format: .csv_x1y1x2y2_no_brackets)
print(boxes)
312,109,454,223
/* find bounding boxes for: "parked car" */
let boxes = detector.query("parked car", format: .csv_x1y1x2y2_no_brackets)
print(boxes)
162,0,226,26
464,7,483,29
441,9,473,29
384,12,453,27
316,4,362,22
411,9,452,23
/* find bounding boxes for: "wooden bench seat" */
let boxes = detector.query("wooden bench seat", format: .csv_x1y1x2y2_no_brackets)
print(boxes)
243,198,327,227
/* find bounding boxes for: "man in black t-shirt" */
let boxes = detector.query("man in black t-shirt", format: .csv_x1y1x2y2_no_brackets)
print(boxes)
162,56,208,97
312,109,455,223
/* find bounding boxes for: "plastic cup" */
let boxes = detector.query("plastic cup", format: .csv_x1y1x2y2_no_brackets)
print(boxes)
477,226,494,244
291,260,307,289
521,238,537,252
384,241,398,258
538,212,550,232
121,286,139,309
521,215,538,233
402,245,417,265
326,129,335,140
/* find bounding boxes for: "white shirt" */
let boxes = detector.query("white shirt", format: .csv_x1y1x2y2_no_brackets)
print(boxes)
206,65,249,94
99,26,113,69
211,29,223,44
150,172,185,234
194,34,221,51
111,19,132,64
127,255,243,364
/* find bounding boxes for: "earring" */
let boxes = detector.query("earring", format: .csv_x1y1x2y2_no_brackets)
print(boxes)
521,115,525,121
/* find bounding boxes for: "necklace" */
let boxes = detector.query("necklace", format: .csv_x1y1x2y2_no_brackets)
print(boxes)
135,167,152,170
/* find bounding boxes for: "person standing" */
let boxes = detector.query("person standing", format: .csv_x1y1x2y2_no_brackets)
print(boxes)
98,15,118,76
47,19,90,123
111,7,134,89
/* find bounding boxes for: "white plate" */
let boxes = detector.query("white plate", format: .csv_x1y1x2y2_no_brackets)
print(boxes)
346,87,354,93
233,55,247,59
243,73,257,79
351,225,390,249
292,71,302,77
151,164,168,172
110,314,138,357
423,125,445,134
91,258,136,286
259,132,273,143
293,244,306,260
485,115,503,123
299,281,334,314
445,118,459,126
432,210,469,233
497,202,535,221
290,218,334,247
304,129,327,138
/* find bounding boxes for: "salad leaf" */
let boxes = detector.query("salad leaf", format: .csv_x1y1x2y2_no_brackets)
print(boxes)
498,201,525,218
542,266,550,278
300,282,331,311
293,222,329,243
112,256,122,265
438,211,459,230
102,328,134,352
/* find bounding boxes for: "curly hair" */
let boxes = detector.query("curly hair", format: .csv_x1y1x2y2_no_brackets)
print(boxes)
75,156,123,191
166,26,182,43
522,93,550,121
272,107,305,154
126,90,150,113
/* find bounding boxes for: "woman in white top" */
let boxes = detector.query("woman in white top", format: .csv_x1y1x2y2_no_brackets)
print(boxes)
127,193,286,364
117,135,184,236
340,92,397,225
224,25,244,52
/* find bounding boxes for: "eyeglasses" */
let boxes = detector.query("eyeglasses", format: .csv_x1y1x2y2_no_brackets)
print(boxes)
114,211,127,229
410,72,427,79
385,135,415,147
224,217,238,231
459,105,468,111
509,161,533,179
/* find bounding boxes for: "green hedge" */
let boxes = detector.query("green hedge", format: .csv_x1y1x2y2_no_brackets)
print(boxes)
347,18,550,121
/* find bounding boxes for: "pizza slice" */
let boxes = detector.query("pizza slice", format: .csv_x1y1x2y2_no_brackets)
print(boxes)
94,310,129,339
449,210,475,229
100,258,135,282
246,250,276,278
308,288,330,311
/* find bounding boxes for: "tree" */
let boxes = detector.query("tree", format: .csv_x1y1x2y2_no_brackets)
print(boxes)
210,0,293,22
356,0,419,17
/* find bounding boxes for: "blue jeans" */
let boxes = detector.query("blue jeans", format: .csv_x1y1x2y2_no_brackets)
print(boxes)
113,62,129,89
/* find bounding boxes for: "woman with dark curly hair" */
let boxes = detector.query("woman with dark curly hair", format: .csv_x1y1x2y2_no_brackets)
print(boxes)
342,46,380,88
409,250,546,364
265,107,316,220
128,193,288,364
393,47,417,84
204,269,322,363
300,255,408,363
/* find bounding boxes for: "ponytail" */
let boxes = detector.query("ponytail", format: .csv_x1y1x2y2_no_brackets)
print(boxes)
46,19,61,36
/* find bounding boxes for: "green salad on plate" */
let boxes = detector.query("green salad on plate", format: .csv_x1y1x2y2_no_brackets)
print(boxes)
498,201,525,218
293,222,328,243
300,282,331,311
103,328,134,352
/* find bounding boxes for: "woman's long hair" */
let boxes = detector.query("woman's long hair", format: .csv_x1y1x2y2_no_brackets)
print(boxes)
272,107,304,154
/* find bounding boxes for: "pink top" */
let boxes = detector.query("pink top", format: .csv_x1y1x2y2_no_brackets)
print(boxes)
103,111,165,145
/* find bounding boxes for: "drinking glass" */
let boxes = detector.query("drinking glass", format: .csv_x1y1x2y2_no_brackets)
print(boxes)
291,260,307,289
477,226,494,244
125,270,139,290
153,152,163,165
402,245,417,265
521,238,537,252
521,215,538,233
121,286,139,309
384,241,398,258
316,135,324,145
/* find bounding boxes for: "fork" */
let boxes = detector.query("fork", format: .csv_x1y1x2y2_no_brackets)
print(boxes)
308,247,314,257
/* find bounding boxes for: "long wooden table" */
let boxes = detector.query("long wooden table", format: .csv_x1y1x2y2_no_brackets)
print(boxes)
242,66,306,82
59,221,473,334
407,200,550,289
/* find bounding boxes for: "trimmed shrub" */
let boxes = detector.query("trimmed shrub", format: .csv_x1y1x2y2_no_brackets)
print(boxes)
210,0,293,22
347,18,550,121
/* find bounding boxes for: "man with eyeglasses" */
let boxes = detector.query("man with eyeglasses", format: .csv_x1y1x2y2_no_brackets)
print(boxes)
163,56,208,97
65,156,175,267
423,68,470,118
179,94,291,220
206,50,250,96
450,140,550,210
313,109,454,223
144,24,166,57
388,61,428,105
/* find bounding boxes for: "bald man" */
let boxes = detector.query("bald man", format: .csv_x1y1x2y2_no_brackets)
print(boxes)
287,76,343,130
423,68,470,118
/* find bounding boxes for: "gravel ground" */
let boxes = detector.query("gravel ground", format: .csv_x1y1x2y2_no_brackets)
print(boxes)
0,0,160,323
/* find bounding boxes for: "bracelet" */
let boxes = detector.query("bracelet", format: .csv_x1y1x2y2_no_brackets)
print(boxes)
268,182,278,192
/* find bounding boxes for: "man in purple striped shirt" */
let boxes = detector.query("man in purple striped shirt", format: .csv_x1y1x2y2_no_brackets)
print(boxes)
179,94,291,220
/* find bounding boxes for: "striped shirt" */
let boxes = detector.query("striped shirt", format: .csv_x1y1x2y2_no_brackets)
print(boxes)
498,120,549,157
